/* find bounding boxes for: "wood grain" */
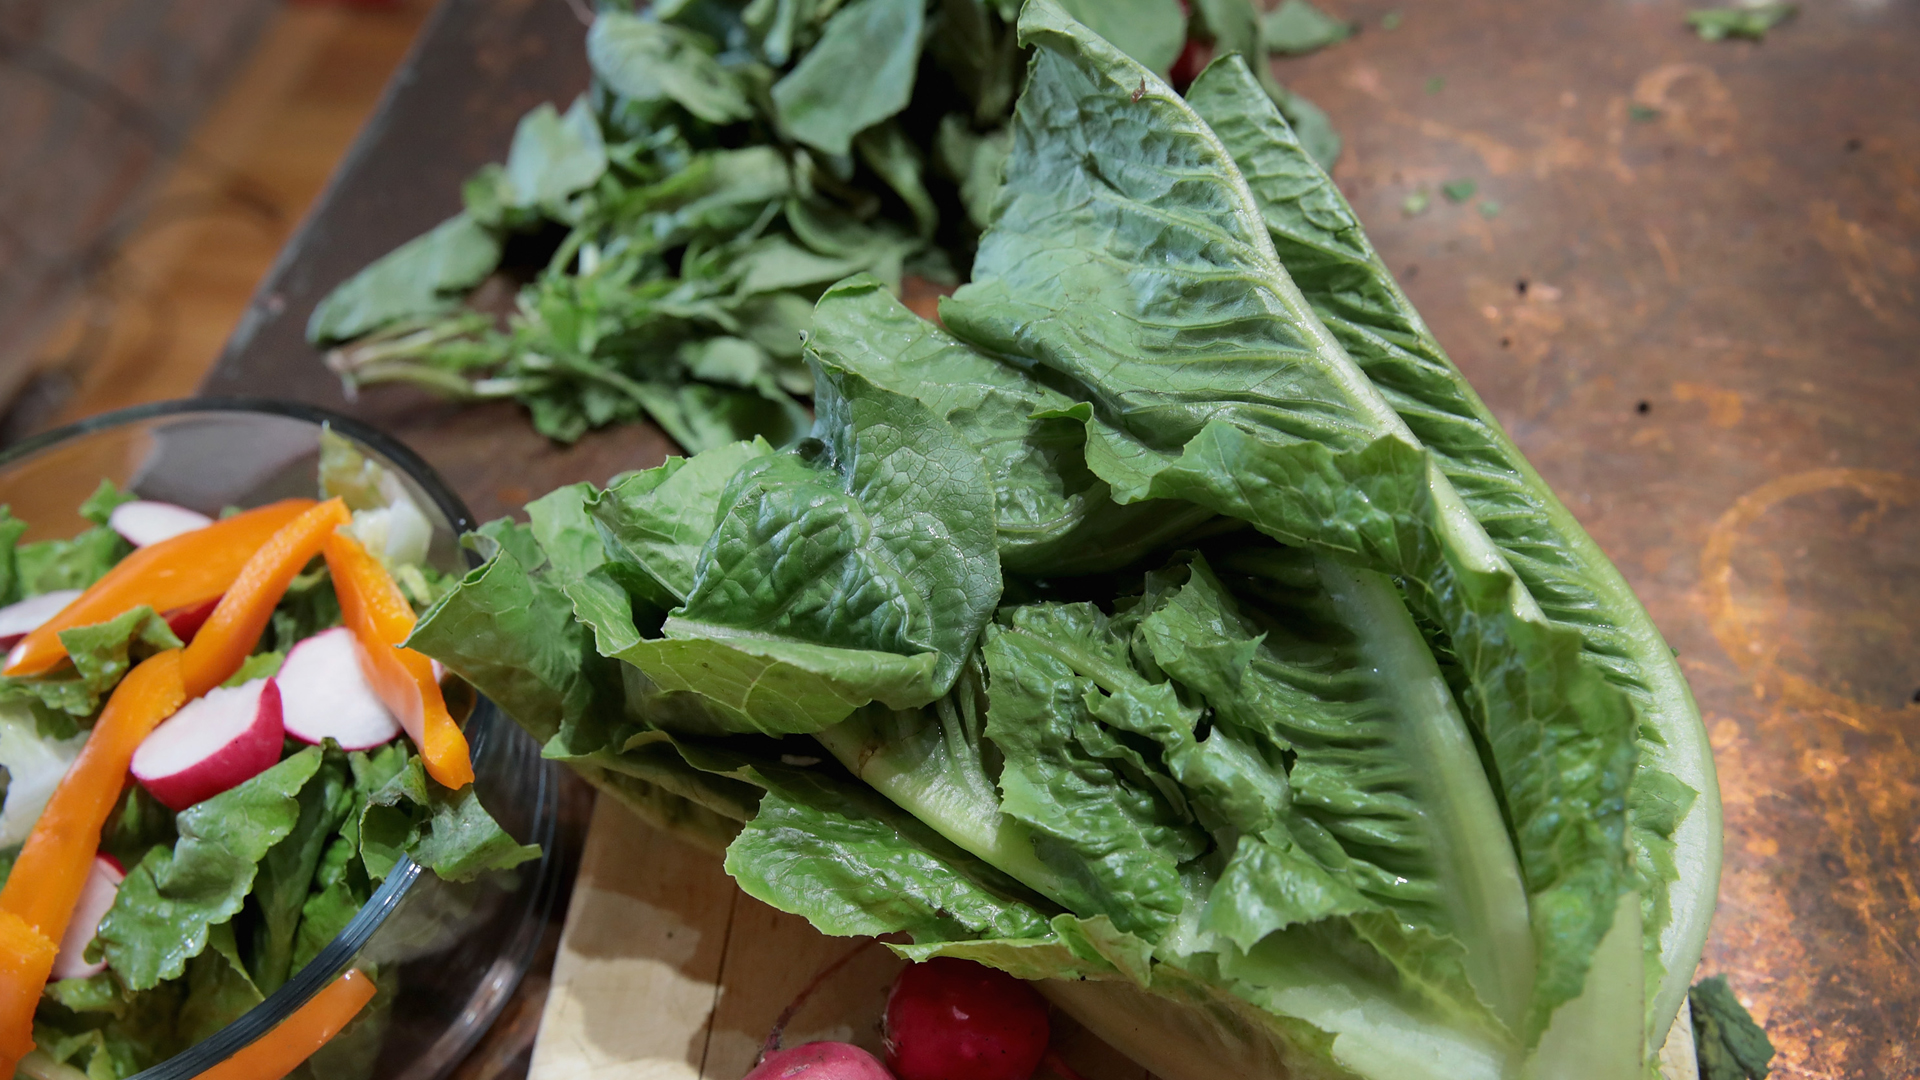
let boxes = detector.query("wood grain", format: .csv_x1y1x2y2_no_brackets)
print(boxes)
531,800,1155,1080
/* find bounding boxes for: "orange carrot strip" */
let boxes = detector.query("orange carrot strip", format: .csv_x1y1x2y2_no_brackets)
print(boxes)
190,968,378,1080
0,911,57,1077
322,533,473,789
0,650,184,938
179,499,350,699
6,500,316,677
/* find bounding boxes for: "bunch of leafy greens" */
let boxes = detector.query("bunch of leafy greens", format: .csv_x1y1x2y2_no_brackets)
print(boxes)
0,465,534,1080
412,4,1726,1079
307,0,1341,451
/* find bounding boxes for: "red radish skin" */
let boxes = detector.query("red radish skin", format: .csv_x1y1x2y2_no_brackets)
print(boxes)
884,959,1049,1080
49,856,123,981
163,596,223,644
131,677,285,810
744,1043,895,1080
109,501,213,547
0,590,81,649
277,628,403,750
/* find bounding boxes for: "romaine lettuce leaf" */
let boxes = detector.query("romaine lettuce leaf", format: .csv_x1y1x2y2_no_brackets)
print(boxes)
617,363,1000,732
725,763,1056,943
942,1,1639,1043
1182,54,1718,1043
805,275,1215,574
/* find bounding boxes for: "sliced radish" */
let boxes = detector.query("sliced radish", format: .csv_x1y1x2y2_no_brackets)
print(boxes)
109,500,213,547
0,589,81,648
277,628,402,751
131,678,285,811
163,596,222,643
50,855,124,981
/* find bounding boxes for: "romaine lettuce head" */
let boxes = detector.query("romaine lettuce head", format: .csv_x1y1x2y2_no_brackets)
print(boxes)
413,3,1719,1078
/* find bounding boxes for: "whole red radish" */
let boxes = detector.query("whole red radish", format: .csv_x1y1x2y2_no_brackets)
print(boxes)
884,958,1048,1080
131,677,284,810
743,1042,894,1080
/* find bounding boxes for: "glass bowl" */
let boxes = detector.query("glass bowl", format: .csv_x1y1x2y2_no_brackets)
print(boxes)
0,398,564,1080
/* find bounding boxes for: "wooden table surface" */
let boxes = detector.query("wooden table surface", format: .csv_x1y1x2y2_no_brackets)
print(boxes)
205,1,1920,1077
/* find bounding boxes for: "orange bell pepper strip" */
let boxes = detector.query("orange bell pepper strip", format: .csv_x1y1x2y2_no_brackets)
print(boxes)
0,650,184,1072
322,533,473,789
4,499,316,678
0,650,184,937
190,968,377,1080
179,499,350,699
0,911,57,1078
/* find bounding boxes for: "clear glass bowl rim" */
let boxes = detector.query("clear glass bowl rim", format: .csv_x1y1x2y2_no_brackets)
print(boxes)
0,397,540,1079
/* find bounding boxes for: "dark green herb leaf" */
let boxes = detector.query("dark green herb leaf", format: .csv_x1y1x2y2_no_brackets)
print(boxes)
1261,0,1354,55
772,0,926,156
588,13,756,125
307,215,503,345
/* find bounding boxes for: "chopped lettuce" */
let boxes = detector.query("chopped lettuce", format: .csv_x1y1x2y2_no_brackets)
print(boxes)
0,701,86,848
0,606,183,722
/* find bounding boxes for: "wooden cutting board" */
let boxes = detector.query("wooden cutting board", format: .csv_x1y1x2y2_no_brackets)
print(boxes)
526,797,1696,1080
525,797,1151,1080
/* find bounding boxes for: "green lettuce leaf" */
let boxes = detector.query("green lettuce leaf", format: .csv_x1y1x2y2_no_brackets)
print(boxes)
358,752,540,883
1055,0,1186,73
1183,54,1718,1043
979,603,1207,939
15,524,129,599
98,747,326,990
806,275,1215,574
410,521,620,747
248,748,354,993
0,606,183,721
725,762,1056,943
943,3,1639,1040
620,363,1000,732
587,439,778,613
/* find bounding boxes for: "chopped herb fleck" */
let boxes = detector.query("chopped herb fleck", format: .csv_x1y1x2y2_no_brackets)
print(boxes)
1402,190,1431,216
1441,178,1477,203
1478,199,1503,219
1686,3,1796,41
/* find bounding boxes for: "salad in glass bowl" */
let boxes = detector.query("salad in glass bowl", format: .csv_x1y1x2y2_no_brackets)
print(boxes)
0,401,559,1080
